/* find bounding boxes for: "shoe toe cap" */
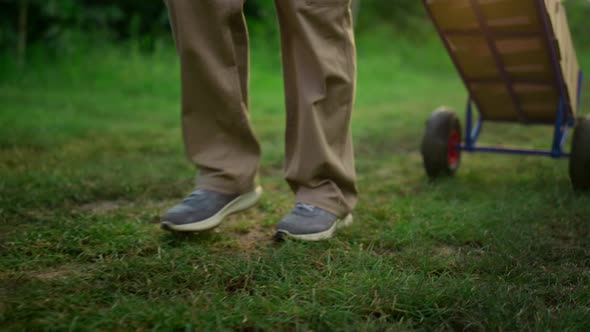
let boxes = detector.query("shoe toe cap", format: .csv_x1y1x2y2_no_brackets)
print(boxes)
161,204,197,225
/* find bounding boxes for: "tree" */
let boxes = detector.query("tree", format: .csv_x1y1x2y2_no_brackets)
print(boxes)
17,0,27,67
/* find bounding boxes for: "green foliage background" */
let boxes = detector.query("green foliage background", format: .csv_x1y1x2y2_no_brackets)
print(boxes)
1,0,589,58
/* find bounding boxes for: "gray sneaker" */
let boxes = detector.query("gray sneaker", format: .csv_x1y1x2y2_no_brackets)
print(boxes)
275,203,353,241
161,186,262,232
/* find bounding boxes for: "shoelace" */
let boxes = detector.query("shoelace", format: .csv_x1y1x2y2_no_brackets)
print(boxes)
295,202,316,212
182,189,207,203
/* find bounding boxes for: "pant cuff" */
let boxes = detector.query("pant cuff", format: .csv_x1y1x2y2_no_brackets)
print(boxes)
196,175,256,195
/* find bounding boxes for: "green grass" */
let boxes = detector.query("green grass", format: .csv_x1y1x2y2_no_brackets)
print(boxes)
1,29,590,331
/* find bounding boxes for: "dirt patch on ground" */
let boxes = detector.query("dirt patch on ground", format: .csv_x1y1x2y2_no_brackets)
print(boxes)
77,200,171,222
232,225,274,251
433,243,486,259
433,245,457,257
34,264,86,280
79,200,123,214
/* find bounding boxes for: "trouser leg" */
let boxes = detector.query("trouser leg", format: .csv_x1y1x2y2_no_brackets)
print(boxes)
274,0,358,216
165,0,260,194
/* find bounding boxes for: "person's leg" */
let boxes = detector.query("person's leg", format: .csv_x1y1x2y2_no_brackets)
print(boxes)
274,0,358,217
166,0,260,194
162,0,262,232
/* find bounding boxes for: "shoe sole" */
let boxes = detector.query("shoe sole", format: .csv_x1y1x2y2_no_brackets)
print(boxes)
160,186,263,232
275,214,353,242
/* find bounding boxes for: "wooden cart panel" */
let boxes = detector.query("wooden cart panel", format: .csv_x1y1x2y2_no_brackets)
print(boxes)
425,0,580,123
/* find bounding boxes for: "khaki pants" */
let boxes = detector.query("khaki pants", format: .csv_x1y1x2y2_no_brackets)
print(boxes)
165,0,357,216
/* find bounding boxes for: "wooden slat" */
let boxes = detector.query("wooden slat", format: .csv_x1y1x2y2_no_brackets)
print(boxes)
470,0,529,122
424,0,581,122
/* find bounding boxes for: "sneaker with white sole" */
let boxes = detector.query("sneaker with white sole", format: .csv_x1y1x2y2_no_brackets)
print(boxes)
274,203,353,241
161,186,262,232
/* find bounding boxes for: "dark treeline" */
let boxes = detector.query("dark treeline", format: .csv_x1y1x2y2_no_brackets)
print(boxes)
1,0,589,61
0,0,435,56
1,0,171,56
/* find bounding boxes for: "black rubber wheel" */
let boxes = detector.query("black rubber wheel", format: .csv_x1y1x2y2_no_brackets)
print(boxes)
570,116,590,191
421,107,462,178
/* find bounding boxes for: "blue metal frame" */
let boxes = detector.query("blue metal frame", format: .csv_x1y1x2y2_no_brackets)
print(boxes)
458,70,583,159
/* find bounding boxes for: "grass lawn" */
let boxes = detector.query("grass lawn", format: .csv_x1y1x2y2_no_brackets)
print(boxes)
1,29,590,331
